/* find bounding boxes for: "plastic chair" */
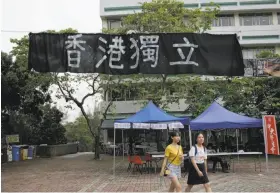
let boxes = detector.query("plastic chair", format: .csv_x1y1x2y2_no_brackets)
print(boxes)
133,155,147,174
127,155,134,171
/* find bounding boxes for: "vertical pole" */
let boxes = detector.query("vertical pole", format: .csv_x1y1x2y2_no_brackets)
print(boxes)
184,131,186,148
262,116,268,172
236,129,239,152
189,125,192,148
236,129,239,164
122,129,124,160
144,130,146,142
113,126,116,177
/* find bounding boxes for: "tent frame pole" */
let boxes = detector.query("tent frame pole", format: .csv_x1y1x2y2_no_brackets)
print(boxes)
122,129,124,160
236,129,240,165
262,116,268,172
189,125,192,148
113,126,116,177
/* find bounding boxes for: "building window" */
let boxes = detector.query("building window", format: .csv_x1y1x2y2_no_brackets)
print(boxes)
183,17,189,26
108,20,122,29
242,47,275,59
278,13,280,24
124,88,138,101
239,13,273,26
212,15,235,27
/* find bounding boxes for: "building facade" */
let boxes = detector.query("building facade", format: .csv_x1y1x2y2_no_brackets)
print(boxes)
100,0,280,59
99,0,280,136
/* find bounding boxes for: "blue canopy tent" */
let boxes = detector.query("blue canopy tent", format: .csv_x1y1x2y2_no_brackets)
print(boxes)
114,101,188,128
189,101,262,152
112,101,189,175
191,102,262,130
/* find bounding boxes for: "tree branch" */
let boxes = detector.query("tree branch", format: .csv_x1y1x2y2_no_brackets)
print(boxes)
54,74,96,137
81,92,95,106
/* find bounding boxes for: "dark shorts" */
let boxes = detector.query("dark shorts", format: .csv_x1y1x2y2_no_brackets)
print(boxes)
187,163,209,185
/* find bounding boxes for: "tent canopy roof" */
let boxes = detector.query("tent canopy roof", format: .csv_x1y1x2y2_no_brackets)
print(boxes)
115,101,189,124
190,102,262,130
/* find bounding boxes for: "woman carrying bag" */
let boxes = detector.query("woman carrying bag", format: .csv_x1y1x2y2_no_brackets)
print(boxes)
160,132,184,192
185,133,212,192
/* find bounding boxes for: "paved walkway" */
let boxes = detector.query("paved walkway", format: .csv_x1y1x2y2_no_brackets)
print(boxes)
2,153,280,192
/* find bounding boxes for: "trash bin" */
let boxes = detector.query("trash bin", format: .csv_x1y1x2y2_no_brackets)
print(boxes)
20,146,28,160
20,147,24,161
28,146,34,159
7,148,12,162
23,148,28,160
12,145,20,161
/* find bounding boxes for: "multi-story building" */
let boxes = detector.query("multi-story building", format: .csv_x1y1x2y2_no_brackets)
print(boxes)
100,0,280,143
100,0,280,58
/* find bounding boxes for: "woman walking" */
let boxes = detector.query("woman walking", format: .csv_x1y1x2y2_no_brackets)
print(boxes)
160,132,184,192
185,133,212,192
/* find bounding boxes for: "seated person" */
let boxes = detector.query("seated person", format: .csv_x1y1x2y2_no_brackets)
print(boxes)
207,144,230,173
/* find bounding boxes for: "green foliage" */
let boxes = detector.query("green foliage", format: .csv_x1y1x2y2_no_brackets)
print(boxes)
1,52,23,111
103,0,219,34
102,0,220,111
65,116,94,151
178,76,227,117
101,0,279,125
256,51,280,58
1,28,77,145
29,105,67,145
223,77,280,118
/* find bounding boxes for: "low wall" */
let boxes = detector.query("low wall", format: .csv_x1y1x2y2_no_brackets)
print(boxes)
36,143,78,157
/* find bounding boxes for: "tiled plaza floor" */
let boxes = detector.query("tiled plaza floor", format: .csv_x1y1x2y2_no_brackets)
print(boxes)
1,153,280,192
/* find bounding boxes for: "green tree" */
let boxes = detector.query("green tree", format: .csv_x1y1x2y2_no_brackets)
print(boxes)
55,73,122,159
29,105,67,145
103,0,220,110
1,51,67,144
103,0,219,33
64,114,101,152
1,29,77,145
256,50,280,58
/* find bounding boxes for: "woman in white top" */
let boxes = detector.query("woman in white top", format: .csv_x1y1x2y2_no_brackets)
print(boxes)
185,133,212,192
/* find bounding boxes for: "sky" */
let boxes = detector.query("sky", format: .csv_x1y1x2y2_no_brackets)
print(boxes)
1,0,102,123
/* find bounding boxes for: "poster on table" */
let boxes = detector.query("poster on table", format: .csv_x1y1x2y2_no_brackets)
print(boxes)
28,33,245,76
263,115,280,155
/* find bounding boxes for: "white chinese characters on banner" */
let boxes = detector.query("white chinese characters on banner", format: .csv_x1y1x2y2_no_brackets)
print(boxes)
96,36,140,70
96,36,126,69
267,119,277,154
96,37,108,68
129,38,140,69
170,37,199,66
140,36,159,68
75,35,199,70
65,34,86,68
108,36,126,69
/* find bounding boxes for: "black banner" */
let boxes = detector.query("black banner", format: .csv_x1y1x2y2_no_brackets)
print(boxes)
28,33,244,76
